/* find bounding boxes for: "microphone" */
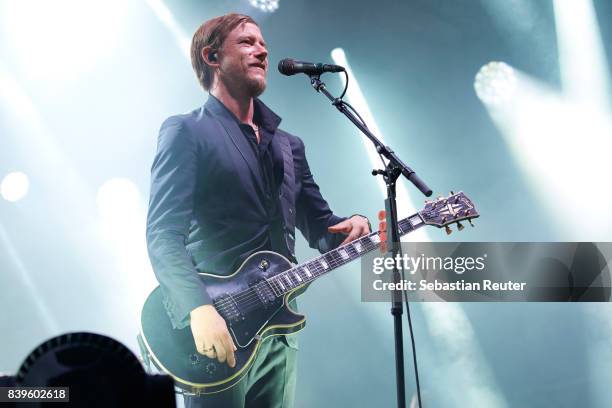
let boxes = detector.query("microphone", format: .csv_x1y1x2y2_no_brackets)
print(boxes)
278,58,345,76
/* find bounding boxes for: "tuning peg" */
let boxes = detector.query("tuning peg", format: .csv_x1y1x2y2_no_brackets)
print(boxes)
468,219,475,227
450,191,454,195
456,221,464,231
445,225,452,235
378,210,386,221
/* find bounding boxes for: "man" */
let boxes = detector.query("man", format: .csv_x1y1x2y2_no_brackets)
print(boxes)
146,13,370,407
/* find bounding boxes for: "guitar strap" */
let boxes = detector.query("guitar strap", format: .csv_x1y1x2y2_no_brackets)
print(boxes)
276,132,297,263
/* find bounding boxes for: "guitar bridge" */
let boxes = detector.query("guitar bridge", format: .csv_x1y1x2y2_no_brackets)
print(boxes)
252,280,276,307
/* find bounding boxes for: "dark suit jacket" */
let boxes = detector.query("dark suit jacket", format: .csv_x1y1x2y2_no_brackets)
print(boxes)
146,96,346,328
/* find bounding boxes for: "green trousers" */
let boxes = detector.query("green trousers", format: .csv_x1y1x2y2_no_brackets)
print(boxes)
184,336,298,408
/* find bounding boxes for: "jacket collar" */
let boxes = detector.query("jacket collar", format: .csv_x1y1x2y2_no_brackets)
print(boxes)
204,94,282,132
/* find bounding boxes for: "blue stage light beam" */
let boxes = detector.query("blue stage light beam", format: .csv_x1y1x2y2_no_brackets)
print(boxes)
475,62,612,240
332,48,508,408
330,48,429,242
146,0,191,57
0,0,128,81
553,0,611,108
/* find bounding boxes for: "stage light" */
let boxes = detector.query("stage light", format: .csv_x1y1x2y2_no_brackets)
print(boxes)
249,0,279,13
146,0,191,57
0,0,127,80
330,47,428,240
1,172,29,202
553,0,610,107
96,177,154,301
474,62,517,105
476,63,612,240
97,178,141,222
333,48,507,407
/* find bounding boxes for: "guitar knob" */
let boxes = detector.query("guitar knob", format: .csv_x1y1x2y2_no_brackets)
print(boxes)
456,221,464,231
445,225,452,235
205,362,217,375
189,354,200,365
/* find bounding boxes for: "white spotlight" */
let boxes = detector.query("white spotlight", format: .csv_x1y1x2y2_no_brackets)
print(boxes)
0,0,127,80
474,62,517,105
97,178,141,222
146,0,191,57
330,47,428,240
249,0,279,13
553,0,610,107
1,172,30,202
476,63,612,239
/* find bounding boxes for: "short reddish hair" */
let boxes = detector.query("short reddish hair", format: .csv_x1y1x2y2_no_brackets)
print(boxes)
190,13,258,91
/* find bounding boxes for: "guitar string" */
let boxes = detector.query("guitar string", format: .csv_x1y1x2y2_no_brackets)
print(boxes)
218,236,383,311
213,219,415,314
214,237,380,314
212,218,416,313
213,232,387,314
215,239,384,315
215,219,414,313
213,226,391,306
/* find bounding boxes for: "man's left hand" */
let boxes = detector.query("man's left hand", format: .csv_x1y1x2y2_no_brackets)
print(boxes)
328,215,371,245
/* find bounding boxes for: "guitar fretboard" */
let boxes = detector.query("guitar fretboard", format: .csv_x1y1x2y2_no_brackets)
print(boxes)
265,213,425,297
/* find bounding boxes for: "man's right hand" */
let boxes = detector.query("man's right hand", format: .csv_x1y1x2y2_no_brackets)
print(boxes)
190,304,237,368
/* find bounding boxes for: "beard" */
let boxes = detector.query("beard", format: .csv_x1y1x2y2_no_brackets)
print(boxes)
220,65,267,98
243,74,266,97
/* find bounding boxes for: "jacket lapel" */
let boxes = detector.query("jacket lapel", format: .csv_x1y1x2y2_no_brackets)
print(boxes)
204,98,265,195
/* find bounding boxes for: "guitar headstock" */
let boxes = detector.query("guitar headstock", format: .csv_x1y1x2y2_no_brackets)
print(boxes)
419,191,479,234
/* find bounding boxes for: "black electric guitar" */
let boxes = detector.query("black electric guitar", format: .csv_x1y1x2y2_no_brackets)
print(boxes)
139,192,479,394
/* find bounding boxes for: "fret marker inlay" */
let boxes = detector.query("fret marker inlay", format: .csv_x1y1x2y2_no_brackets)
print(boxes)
338,248,349,260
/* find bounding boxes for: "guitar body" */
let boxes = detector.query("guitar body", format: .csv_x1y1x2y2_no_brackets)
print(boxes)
139,251,306,395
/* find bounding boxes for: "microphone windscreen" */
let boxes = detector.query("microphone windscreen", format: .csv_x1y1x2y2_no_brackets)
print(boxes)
278,58,296,76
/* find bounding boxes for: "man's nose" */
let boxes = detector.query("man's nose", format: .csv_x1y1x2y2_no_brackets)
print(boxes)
255,45,268,60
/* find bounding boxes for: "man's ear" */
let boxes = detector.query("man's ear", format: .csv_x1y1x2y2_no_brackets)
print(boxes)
201,46,219,66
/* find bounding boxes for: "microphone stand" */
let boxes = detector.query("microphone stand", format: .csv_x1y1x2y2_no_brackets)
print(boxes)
309,74,432,408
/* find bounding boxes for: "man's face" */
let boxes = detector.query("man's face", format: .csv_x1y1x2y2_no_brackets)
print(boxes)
217,22,268,97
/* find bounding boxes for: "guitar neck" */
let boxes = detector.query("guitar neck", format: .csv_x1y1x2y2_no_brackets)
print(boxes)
266,212,427,297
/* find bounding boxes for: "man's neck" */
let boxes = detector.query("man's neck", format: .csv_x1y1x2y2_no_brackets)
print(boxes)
210,82,255,125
